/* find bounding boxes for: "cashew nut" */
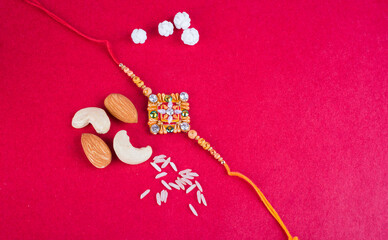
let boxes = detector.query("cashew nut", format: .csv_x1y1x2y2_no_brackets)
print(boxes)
113,130,152,165
72,107,111,134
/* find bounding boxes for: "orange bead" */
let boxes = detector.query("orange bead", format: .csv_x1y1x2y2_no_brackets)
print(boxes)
188,130,197,139
143,87,152,96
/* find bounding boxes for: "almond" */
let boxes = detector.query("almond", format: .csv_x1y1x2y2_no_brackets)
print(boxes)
104,93,138,123
81,133,112,168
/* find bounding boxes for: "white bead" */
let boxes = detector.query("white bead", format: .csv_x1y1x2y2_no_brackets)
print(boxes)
174,12,191,30
180,92,189,101
149,94,158,103
150,124,160,134
158,21,174,37
181,28,199,46
131,29,147,44
180,122,190,132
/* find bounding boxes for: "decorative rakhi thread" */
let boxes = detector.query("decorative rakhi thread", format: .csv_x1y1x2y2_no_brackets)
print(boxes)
24,1,298,239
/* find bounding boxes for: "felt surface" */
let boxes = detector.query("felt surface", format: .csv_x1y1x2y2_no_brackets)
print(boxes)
0,0,387,239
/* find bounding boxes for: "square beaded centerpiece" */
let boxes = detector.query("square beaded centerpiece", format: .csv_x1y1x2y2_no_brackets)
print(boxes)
147,92,190,134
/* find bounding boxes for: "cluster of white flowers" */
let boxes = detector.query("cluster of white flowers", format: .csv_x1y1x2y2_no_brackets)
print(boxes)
130,12,199,46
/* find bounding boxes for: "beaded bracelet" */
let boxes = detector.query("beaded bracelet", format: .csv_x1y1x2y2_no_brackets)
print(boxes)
24,1,298,239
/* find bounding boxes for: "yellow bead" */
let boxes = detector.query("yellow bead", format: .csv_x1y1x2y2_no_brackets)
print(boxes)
203,142,211,150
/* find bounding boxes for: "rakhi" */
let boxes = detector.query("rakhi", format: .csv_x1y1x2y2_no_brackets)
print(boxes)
25,1,298,239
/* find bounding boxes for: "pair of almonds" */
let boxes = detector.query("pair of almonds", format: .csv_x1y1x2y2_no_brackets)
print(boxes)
76,93,138,168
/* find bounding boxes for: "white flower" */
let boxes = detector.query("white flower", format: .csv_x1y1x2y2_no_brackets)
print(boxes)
158,101,182,124
158,21,174,37
181,28,199,46
131,29,147,44
174,12,191,30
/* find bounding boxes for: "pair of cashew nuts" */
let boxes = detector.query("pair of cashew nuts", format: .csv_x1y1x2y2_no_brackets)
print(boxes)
72,106,152,166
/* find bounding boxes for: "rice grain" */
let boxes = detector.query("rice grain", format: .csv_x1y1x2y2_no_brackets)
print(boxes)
186,184,196,194
140,189,151,199
201,194,207,206
150,162,162,172
187,172,199,177
181,174,194,180
169,182,180,190
153,155,166,160
189,204,198,216
156,192,161,205
170,162,178,172
175,179,185,190
162,190,168,203
180,178,192,185
161,180,172,190
155,172,167,179
179,169,192,175
161,157,171,168
153,158,165,163
195,181,203,192
197,190,202,204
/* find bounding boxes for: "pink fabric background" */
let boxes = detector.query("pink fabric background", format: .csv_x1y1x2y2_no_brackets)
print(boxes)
0,0,387,239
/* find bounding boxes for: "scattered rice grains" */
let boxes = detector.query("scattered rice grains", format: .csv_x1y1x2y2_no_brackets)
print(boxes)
140,154,207,216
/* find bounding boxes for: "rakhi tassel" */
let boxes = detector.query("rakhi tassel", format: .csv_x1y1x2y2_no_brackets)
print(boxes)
186,129,298,240
223,163,298,240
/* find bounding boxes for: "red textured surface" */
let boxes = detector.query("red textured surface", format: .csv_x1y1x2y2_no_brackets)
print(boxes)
0,0,387,239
